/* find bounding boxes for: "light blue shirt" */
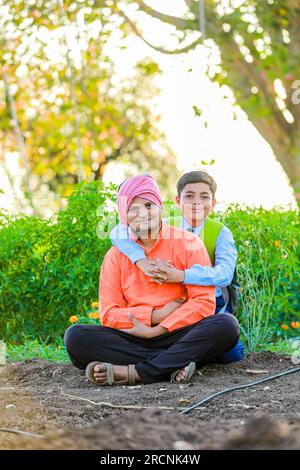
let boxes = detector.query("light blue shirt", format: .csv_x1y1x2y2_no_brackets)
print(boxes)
109,216,237,298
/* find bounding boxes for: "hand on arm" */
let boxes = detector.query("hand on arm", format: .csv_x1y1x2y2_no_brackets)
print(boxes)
136,258,185,284
136,258,173,279
150,264,185,284
151,297,186,325
120,297,187,338
120,313,168,338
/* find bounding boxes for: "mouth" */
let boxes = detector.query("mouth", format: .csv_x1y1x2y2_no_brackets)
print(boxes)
136,219,152,230
138,219,152,224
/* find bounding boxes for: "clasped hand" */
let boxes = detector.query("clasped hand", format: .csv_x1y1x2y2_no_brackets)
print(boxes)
136,258,184,283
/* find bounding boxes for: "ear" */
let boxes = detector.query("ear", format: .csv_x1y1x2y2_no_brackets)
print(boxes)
175,195,180,206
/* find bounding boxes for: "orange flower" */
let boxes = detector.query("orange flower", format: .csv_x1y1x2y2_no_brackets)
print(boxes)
91,301,99,309
280,324,289,331
291,322,300,329
69,315,78,323
88,312,99,319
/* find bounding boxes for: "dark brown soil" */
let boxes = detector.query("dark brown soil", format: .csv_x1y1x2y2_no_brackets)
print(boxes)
0,352,299,450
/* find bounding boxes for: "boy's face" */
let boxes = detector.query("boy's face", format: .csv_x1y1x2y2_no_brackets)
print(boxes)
176,182,216,227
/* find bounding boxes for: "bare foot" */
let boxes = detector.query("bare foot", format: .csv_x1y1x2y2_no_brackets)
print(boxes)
174,365,190,383
93,364,140,384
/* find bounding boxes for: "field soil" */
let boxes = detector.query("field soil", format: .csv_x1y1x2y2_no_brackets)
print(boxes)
0,352,299,450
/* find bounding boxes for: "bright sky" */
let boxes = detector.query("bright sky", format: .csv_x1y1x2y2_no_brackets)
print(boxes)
0,0,296,213
103,0,296,210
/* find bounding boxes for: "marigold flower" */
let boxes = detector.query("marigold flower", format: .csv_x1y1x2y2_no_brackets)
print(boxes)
91,301,99,309
274,240,282,248
291,322,300,329
280,324,289,331
88,312,94,319
69,315,78,323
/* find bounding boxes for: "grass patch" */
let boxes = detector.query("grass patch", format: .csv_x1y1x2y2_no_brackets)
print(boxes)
4,338,296,365
259,340,296,356
5,339,69,363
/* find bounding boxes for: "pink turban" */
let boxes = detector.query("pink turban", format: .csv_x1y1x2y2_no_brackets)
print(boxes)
117,174,162,226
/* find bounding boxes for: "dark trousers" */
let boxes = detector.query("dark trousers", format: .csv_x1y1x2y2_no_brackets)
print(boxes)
64,313,240,384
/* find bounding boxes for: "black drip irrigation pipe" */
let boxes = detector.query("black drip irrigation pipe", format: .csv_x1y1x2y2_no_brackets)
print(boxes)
180,365,300,415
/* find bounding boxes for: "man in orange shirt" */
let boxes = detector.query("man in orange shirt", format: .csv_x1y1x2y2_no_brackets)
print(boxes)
64,175,240,385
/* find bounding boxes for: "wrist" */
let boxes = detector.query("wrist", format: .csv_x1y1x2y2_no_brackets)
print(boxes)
150,325,167,338
178,270,185,283
151,308,163,326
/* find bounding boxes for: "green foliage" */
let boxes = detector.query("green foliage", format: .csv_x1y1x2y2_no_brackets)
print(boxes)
218,205,300,351
0,0,178,207
164,201,299,351
0,181,116,343
6,338,69,363
0,187,299,350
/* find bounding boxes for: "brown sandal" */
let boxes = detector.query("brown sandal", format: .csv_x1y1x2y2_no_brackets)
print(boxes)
170,361,196,384
85,361,137,386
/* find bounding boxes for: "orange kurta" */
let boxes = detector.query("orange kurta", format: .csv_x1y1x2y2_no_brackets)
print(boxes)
99,223,216,333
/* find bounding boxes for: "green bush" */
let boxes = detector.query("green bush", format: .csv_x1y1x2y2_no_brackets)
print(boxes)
0,184,299,351
162,202,299,351
219,205,299,350
0,181,117,343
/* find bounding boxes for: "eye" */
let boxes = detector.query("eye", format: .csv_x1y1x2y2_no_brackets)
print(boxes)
145,202,152,208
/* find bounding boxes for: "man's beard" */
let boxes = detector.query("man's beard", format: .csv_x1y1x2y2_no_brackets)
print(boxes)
136,220,161,239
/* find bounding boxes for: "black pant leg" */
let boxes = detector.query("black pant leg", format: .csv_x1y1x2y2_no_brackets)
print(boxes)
64,324,169,369
64,315,240,384
135,313,240,383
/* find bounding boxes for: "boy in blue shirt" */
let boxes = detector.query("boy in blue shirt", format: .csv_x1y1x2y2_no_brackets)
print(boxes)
110,170,244,363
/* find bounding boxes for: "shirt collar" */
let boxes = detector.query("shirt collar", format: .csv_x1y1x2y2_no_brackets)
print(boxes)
181,216,205,236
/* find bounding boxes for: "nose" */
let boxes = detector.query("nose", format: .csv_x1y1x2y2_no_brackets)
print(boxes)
137,205,149,219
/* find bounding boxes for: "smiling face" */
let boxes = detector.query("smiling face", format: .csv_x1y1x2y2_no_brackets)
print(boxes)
127,197,161,238
176,182,216,227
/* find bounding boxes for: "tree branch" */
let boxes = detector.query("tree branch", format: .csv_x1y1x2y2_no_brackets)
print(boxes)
133,0,194,30
117,7,202,54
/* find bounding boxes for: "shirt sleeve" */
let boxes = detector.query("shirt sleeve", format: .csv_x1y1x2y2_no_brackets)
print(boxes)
183,226,237,288
110,224,146,264
99,248,153,329
160,238,216,332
